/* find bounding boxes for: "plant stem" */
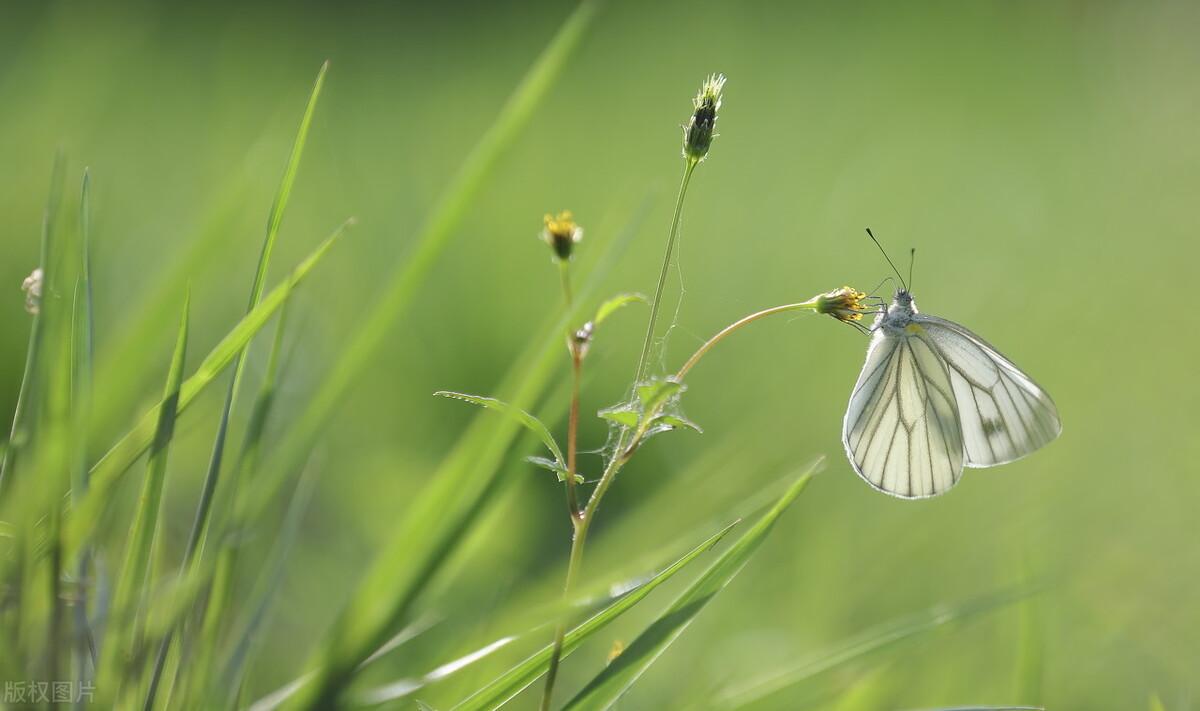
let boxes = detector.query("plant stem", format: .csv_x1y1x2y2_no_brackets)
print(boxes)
633,158,698,386
558,260,573,308
543,159,704,709
675,300,817,382
565,353,582,521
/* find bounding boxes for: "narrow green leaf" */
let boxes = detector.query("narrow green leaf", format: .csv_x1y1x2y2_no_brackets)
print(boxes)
1149,694,1167,711
147,62,330,709
714,586,1037,709
436,391,566,468
592,293,646,327
451,521,739,711
255,2,602,563
0,154,63,494
64,221,350,559
187,297,295,708
94,292,189,706
563,460,823,711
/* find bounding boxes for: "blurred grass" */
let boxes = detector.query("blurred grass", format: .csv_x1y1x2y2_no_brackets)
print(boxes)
1,0,1198,708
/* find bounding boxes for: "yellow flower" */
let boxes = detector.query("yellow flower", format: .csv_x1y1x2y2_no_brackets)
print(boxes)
542,210,582,261
815,286,868,323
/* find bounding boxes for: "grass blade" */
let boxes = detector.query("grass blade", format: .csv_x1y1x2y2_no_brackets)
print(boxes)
714,587,1037,709
287,195,642,710
63,220,351,560
562,460,823,711
0,154,64,494
71,167,98,701
185,297,295,708
247,1,601,633
448,521,739,711
94,292,190,707
145,60,329,710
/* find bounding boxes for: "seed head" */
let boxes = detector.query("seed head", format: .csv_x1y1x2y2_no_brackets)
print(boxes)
542,211,582,261
21,267,43,315
683,73,726,162
815,286,868,324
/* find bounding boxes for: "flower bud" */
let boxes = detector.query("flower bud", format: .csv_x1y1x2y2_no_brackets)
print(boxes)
683,73,726,162
815,286,868,324
541,211,582,261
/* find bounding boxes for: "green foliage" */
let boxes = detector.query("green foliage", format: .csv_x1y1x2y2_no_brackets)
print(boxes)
436,391,566,470
452,521,739,711
592,293,647,327
7,2,1181,708
562,462,819,710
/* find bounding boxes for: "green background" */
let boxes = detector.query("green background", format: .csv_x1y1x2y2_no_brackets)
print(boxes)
2,1,1196,708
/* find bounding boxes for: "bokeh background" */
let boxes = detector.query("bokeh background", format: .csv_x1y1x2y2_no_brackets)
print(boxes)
2,1,1197,708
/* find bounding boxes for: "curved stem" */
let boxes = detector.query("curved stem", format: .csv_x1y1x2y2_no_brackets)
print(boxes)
675,300,817,382
633,158,697,386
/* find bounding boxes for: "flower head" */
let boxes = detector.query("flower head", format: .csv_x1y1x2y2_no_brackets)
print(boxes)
815,286,868,324
21,267,43,315
542,210,582,261
683,73,726,162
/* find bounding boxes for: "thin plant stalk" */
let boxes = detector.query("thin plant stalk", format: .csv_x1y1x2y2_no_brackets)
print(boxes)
542,159,702,710
540,298,823,708
632,158,697,387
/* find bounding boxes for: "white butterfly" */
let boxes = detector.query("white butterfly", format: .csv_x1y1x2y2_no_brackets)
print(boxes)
842,285,1061,499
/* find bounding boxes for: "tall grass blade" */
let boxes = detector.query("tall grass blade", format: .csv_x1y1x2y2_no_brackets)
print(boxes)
0,153,64,494
63,221,350,560
715,587,1037,710
186,298,295,707
288,194,641,710
145,61,330,711
71,168,98,704
94,292,190,707
561,460,822,711
252,0,600,607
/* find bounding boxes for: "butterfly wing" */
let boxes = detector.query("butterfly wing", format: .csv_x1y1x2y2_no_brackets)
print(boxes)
842,330,965,498
914,314,1061,467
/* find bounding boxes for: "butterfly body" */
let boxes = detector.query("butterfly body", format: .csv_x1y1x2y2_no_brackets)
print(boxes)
842,289,1061,499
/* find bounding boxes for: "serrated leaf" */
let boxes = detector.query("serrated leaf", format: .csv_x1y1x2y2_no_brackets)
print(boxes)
436,392,565,469
593,293,646,327
450,521,738,711
596,406,639,428
526,456,583,484
562,459,823,711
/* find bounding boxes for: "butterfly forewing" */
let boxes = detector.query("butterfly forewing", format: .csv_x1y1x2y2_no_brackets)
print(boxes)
843,331,965,498
915,315,1062,467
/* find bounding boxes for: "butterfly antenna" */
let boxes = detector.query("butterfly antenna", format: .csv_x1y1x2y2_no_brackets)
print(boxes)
908,248,916,293
865,228,908,292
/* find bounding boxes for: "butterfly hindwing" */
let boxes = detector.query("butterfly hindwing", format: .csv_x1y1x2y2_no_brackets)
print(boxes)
915,315,1062,468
